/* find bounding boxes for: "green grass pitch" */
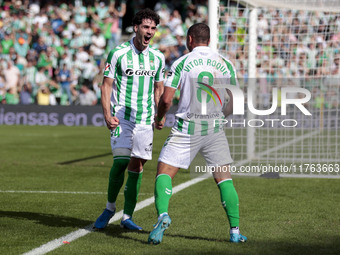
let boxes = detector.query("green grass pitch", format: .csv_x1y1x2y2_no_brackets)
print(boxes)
0,125,339,255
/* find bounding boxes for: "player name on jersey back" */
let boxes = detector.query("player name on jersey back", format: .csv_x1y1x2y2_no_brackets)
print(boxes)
183,58,230,76
164,46,238,136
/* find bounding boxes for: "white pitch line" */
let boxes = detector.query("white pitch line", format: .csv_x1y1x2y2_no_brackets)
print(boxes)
0,191,153,196
0,190,106,195
22,173,211,255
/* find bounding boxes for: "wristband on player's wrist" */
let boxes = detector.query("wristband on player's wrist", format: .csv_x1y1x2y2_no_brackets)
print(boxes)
156,116,164,122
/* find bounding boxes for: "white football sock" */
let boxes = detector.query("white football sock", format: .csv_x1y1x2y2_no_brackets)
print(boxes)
230,226,240,234
122,213,131,221
158,212,168,220
106,201,116,212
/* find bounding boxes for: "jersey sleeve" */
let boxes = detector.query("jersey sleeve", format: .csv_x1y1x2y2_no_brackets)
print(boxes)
164,56,187,89
222,57,239,87
229,61,239,88
155,54,165,82
103,49,118,79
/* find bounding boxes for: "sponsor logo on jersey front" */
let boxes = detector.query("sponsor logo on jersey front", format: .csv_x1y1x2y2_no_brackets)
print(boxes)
186,112,194,119
125,68,157,77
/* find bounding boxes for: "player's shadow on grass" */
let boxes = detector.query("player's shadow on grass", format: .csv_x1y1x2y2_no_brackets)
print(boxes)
97,224,150,244
97,225,227,245
100,227,340,254
0,211,94,228
256,240,340,255
166,233,227,243
57,152,112,165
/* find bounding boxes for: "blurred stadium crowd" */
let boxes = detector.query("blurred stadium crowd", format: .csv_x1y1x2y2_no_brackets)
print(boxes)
0,0,209,106
218,6,340,110
0,0,128,105
219,7,340,79
0,0,339,108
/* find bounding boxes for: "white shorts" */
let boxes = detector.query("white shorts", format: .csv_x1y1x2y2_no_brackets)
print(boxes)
158,128,233,169
110,118,153,160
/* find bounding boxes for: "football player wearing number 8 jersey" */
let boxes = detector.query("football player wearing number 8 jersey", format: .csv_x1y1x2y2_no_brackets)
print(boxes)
94,9,165,231
148,23,247,244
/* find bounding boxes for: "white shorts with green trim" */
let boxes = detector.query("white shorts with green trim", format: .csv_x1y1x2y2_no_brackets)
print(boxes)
158,128,233,169
110,118,153,160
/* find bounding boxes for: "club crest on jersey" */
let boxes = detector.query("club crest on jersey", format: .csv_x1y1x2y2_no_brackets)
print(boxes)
125,68,157,77
150,60,155,67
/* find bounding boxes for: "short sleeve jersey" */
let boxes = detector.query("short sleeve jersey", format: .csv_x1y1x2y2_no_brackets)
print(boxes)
104,38,165,125
164,46,238,135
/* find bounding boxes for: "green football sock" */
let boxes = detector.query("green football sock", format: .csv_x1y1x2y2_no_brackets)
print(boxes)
218,179,240,228
123,170,143,216
107,157,130,203
155,174,172,216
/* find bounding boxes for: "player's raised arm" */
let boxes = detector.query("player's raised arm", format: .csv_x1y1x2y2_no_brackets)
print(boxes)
154,81,164,108
155,86,176,130
101,77,119,130
155,58,179,130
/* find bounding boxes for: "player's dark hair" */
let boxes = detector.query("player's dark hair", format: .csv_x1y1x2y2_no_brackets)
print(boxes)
132,8,160,26
187,23,210,44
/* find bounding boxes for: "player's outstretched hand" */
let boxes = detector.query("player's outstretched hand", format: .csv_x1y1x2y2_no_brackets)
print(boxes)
154,115,166,130
105,116,120,130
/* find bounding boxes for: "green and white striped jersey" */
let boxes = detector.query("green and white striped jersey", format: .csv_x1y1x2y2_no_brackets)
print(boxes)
104,39,165,125
165,46,238,135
